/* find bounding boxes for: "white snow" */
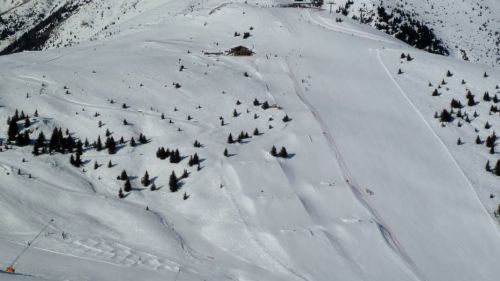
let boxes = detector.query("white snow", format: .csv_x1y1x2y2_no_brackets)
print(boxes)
0,1,499,280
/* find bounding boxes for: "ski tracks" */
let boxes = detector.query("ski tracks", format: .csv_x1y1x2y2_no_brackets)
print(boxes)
306,10,398,46
220,162,310,281
374,48,500,234
283,57,427,281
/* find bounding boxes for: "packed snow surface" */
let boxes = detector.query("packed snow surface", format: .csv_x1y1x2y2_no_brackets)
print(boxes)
0,1,499,281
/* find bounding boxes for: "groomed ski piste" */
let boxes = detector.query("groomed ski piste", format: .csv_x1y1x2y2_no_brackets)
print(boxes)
0,1,499,280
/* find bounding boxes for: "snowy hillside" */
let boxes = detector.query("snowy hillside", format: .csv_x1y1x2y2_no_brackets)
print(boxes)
0,0,499,280
329,0,500,66
2,0,500,67
0,0,25,13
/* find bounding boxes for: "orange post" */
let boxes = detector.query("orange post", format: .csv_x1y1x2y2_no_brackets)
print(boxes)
5,266,15,273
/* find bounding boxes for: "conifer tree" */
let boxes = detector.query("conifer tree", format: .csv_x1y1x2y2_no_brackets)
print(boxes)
76,140,83,156
169,171,178,192
486,136,493,148
495,160,500,176
65,134,75,152
94,161,99,170
156,147,163,159
467,95,476,107
7,118,18,141
108,160,113,168
107,137,116,154
483,92,491,102
141,171,150,186
486,160,492,172
96,136,103,151
440,109,453,123
195,140,203,148
130,137,137,147
49,128,60,152
118,188,125,198
279,147,288,158
253,98,260,106
476,135,482,144
228,133,234,144
188,153,199,166
150,183,157,191
450,99,463,109
33,143,40,156
253,128,260,136
170,149,181,163
270,146,277,157
24,116,30,128
124,179,132,192
75,153,82,167
120,170,128,181
224,148,229,157
261,101,269,110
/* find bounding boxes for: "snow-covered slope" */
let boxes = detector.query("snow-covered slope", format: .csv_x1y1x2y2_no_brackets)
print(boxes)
2,0,500,66
329,0,500,66
0,1,499,280
0,0,25,13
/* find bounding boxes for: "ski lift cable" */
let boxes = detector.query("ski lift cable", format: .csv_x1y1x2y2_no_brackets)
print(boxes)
8,219,54,268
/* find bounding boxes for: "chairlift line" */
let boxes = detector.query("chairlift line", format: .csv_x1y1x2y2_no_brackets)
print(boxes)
4,218,54,274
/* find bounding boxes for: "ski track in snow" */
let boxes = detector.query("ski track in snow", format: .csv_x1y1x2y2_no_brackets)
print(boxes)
0,0,33,16
220,162,309,281
306,10,399,46
283,55,427,281
252,54,367,277
374,48,500,234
